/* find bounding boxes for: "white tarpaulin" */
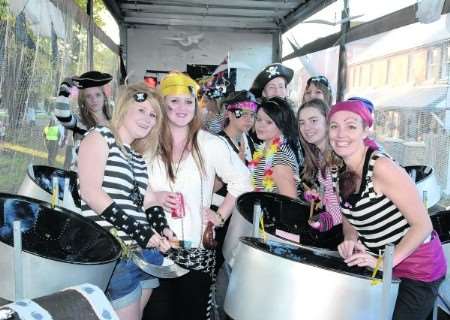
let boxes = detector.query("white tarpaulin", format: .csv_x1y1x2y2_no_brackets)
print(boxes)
8,0,66,39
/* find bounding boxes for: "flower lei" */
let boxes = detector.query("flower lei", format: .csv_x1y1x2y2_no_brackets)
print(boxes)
248,136,283,192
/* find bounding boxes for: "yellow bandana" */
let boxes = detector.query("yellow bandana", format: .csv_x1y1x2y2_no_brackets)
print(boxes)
160,72,200,97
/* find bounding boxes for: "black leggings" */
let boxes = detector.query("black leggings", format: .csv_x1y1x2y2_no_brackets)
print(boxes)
393,277,444,320
143,270,212,320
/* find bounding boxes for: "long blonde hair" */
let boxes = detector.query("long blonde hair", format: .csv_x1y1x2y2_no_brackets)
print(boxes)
110,82,163,156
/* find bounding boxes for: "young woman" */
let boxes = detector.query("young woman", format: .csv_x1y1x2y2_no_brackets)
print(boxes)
145,72,252,320
328,100,446,320
78,82,171,320
302,75,333,106
250,97,300,198
297,98,342,232
219,90,257,163
250,63,294,99
55,71,112,168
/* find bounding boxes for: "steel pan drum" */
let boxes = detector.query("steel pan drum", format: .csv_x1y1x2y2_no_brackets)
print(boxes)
224,237,399,320
223,192,343,265
0,193,121,300
403,165,440,208
223,192,309,264
17,164,81,213
430,211,450,313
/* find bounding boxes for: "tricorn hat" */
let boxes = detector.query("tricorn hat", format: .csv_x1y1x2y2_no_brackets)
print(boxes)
72,71,112,89
250,63,293,98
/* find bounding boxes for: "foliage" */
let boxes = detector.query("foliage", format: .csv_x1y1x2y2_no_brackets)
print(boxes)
73,0,107,28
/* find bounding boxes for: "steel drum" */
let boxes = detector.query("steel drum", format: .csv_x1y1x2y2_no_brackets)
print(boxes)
17,164,81,213
223,192,343,265
403,165,440,208
224,237,399,320
0,193,121,301
430,210,450,313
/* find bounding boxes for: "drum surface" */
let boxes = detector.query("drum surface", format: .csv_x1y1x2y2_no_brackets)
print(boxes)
236,192,310,236
430,210,450,243
0,193,120,264
32,165,81,207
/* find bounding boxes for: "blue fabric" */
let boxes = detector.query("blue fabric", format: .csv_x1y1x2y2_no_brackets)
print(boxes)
107,249,163,306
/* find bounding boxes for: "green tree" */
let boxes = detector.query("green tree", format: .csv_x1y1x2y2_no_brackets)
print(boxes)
73,0,106,28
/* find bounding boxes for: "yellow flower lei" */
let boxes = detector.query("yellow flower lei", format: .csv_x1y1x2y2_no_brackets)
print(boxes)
248,136,283,192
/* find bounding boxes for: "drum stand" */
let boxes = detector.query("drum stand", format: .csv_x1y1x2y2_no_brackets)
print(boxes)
381,244,394,320
13,220,24,301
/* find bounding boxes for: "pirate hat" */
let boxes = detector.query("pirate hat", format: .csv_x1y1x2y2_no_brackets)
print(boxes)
250,63,293,98
72,71,112,89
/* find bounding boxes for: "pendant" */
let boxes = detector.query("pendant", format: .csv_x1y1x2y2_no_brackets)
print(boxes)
130,182,144,207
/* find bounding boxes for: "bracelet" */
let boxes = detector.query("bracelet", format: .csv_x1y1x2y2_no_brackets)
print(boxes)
216,210,225,226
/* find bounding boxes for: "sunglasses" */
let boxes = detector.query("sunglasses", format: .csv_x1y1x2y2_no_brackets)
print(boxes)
134,92,148,102
307,76,330,89
231,109,256,119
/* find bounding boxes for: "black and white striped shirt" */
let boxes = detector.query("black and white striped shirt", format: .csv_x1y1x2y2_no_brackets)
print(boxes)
252,143,300,193
78,126,149,245
338,150,410,254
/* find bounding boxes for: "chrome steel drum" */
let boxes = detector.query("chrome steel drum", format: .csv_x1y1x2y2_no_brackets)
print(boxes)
224,237,399,320
403,165,440,208
430,211,450,312
17,164,81,213
223,192,343,265
0,193,121,300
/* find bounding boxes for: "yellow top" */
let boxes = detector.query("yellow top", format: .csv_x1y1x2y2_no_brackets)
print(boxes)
159,72,200,97
43,126,59,141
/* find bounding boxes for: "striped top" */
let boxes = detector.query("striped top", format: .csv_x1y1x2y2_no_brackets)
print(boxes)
252,142,300,194
317,167,342,227
336,149,410,254
55,95,88,138
78,126,149,245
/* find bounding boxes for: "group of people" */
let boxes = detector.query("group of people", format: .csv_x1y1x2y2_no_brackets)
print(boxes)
53,62,446,320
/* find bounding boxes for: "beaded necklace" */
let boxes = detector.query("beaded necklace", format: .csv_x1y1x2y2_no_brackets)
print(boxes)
248,136,283,192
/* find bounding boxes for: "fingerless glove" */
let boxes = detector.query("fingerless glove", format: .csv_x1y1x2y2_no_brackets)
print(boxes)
145,205,169,234
101,202,154,248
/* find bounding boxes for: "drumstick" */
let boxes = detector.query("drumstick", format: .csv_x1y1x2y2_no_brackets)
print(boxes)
309,201,314,219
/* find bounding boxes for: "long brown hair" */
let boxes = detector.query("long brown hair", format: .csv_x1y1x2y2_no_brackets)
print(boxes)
110,82,163,155
78,86,112,128
297,98,341,186
159,93,205,182
302,78,333,106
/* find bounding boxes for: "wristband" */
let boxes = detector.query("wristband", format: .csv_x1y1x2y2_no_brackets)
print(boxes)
101,202,154,248
145,206,169,234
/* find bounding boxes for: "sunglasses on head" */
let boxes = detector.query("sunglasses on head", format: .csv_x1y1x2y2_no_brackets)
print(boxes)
307,76,330,89
134,92,148,102
231,109,255,119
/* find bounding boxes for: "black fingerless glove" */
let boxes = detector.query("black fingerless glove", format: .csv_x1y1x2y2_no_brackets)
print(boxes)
101,202,154,248
145,206,169,234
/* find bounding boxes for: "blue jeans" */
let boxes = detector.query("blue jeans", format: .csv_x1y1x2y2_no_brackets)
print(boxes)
107,249,163,309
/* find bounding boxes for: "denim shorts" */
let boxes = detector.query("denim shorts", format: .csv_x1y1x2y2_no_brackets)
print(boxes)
107,249,164,309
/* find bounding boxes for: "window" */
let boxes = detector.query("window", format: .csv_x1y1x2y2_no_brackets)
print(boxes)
427,46,442,81
372,60,388,87
408,49,427,85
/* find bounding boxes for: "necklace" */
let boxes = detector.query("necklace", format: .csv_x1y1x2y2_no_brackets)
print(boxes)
248,136,283,192
122,145,144,208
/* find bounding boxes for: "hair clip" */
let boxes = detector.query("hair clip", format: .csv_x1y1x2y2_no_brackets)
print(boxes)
134,92,147,102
